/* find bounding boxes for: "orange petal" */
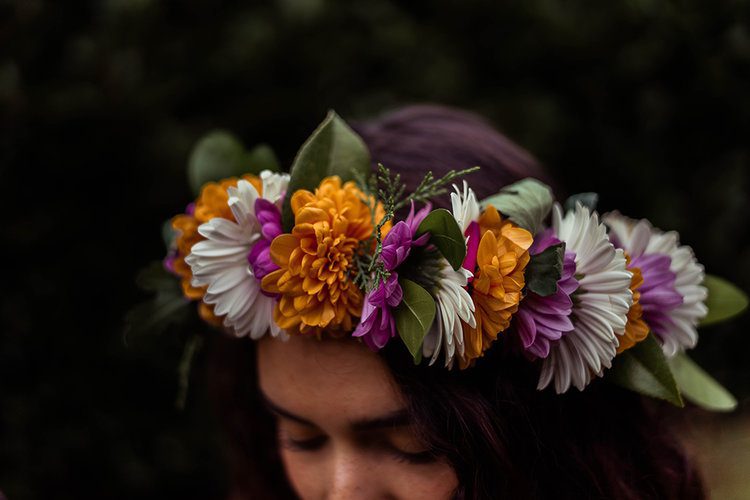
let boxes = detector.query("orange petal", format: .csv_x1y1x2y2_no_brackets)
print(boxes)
270,234,299,266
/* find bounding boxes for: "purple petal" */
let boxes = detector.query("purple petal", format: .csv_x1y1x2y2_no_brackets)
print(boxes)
529,228,561,255
462,221,480,276
381,222,413,270
514,248,578,359
406,200,432,235
632,252,684,337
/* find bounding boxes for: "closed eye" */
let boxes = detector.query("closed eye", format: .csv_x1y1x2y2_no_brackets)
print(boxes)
279,432,328,452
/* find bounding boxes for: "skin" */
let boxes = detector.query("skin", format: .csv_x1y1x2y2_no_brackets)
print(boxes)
257,334,459,500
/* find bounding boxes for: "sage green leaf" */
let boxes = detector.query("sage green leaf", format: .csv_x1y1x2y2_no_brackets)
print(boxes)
395,278,436,362
135,260,179,292
564,192,599,212
124,261,191,342
162,219,177,251
480,178,553,235
246,143,281,173
281,110,371,231
525,242,565,296
188,130,248,197
176,334,204,411
415,208,467,270
122,291,191,342
606,333,684,407
700,274,748,327
668,353,737,412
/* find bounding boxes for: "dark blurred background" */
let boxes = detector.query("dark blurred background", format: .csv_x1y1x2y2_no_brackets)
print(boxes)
1,0,749,498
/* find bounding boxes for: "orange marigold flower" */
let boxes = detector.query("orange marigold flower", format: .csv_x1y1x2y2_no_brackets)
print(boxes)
170,175,263,326
618,256,649,353
460,205,533,368
261,176,388,335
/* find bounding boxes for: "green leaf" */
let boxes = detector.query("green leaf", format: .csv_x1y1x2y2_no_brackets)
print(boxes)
394,279,436,362
162,219,177,251
668,353,737,412
246,143,281,173
564,192,599,212
415,208,467,270
525,242,565,296
124,261,192,342
135,260,179,292
700,274,748,327
176,334,204,411
606,333,684,407
122,292,191,343
188,130,248,197
281,110,371,231
188,131,282,197
480,178,553,235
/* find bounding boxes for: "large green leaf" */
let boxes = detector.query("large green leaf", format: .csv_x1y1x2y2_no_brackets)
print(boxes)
124,261,192,341
700,274,748,327
606,333,683,407
395,278,436,363
246,143,281,173
415,208,467,270
668,353,737,412
480,178,553,235
188,131,280,197
564,192,599,212
281,110,371,231
188,131,246,196
123,291,191,343
525,242,565,296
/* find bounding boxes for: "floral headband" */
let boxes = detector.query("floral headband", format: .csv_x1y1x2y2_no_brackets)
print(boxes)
127,110,747,410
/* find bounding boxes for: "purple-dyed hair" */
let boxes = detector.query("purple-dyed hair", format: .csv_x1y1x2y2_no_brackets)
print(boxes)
209,104,705,500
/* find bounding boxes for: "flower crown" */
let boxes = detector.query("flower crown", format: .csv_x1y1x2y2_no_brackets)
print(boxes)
128,110,747,410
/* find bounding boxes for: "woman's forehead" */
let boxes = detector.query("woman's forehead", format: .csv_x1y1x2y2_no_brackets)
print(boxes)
256,335,406,427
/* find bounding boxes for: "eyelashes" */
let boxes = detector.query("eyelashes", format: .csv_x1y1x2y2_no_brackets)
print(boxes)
277,430,438,465
279,433,327,452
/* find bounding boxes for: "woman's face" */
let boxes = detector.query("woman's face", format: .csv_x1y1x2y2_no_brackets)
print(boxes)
257,334,459,499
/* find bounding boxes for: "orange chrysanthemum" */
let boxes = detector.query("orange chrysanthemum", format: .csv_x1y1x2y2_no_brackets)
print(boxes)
261,176,388,335
170,175,263,326
618,256,649,353
460,205,532,368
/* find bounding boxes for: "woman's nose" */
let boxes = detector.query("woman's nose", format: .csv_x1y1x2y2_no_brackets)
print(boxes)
326,446,380,500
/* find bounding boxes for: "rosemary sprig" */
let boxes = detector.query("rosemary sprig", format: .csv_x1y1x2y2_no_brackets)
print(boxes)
350,163,480,292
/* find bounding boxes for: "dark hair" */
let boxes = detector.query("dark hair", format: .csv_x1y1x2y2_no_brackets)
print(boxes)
209,104,705,499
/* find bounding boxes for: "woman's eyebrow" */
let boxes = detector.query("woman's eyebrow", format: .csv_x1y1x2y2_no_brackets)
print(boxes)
350,409,410,432
260,391,410,432
260,391,316,427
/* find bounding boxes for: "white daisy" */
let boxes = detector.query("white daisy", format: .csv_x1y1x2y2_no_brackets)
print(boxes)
421,182,478,367
538,203,633,393
450,180,480,233
422,258,475,368
603,211,708,356
185,170,290,340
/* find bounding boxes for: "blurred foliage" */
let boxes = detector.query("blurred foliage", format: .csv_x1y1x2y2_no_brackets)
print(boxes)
1,0,749,498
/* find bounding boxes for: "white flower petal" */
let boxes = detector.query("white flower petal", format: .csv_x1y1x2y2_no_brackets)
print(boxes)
183,173,290,340
602,211,708,355
539,203,632,393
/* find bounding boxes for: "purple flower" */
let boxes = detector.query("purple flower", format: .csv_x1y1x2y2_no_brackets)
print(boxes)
352,273,403,351
630,253,683,341
352,202,432,350
515,229,580,359
247,199,283,293
379,201,431,271
462,221,480,280
163,248,179,276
